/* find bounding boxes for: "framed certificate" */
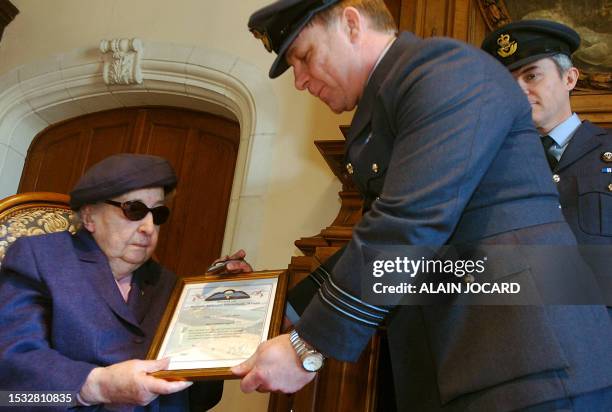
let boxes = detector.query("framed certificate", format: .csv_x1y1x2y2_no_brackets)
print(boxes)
146,270,287,380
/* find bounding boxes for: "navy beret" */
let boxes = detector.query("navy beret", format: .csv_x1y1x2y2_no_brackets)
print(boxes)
69,153,177,210
481,20,580,71
248,0,341,78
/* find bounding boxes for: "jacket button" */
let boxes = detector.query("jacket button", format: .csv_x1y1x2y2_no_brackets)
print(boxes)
552,174,561,183
371,163,379,173
346,163,354,175
601,152,612,163
133,337,145,344
608,183,612,192
463,274,475,284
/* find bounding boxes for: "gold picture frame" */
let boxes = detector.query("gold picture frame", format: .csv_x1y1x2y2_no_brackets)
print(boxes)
146,270,287,381
476,0,612,91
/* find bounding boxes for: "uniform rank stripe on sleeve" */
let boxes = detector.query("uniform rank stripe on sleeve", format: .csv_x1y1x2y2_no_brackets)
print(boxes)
309,274,323,287
318,290,381,327
320,282,385,322
325,276,390,315
309,267,329,285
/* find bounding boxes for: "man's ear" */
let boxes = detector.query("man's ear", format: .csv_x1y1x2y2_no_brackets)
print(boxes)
564,66,579,92
80,205,96,232
342,7,362,42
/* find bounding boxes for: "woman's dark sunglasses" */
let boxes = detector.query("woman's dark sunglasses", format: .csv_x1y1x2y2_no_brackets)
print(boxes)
104,200,170,225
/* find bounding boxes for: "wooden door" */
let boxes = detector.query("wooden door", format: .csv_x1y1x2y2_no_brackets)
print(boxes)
19,107,240,277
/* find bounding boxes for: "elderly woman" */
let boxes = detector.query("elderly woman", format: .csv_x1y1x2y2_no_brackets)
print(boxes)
0,154,222,411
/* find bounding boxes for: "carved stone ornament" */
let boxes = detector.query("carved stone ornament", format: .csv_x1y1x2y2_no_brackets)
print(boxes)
99,38,144,85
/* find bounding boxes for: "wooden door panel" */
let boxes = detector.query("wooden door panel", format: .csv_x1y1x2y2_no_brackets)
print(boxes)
19,107,239,278
20,110,140,193
20,130,85,193
160,130,238,276
84,124,134,168
143,124,190,154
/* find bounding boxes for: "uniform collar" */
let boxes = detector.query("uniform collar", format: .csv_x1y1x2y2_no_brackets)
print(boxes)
556,120,605,171
366,36,397,85
348,33,414,143
547,113,581,148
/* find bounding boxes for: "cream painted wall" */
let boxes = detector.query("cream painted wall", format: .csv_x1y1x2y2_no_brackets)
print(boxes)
0,0,353,411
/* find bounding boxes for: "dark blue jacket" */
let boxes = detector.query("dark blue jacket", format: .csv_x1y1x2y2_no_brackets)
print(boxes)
554,121,612,243
0,229,222,411
292,33,612,411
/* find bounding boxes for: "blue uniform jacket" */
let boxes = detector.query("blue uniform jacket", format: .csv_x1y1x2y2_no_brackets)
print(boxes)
554,121,612,244
0,229,222,412
291,33,612,411
553,122,612,313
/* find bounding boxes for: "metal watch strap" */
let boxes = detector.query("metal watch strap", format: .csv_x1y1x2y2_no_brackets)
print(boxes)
289,330,324,371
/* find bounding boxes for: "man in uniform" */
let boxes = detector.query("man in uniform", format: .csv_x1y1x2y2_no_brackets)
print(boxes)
482,20,612,320
482,19,612,245
233,1,612,410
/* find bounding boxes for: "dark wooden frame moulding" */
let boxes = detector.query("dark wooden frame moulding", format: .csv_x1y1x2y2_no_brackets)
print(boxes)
0,0,18,43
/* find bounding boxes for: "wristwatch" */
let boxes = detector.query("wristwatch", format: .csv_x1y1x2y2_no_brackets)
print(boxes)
289,330,325,372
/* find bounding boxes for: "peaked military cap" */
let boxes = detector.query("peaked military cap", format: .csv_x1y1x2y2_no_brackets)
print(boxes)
70,153,177,210
481,19,580,71
248,0,341,78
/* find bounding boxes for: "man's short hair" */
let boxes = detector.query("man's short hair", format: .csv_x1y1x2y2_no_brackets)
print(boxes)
313,0,396,34
550,53,574,77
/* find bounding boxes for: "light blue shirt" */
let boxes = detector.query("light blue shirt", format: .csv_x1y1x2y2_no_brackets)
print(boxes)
545,113,582,161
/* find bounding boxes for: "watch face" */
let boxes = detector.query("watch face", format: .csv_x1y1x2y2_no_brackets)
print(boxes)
303,354,324,372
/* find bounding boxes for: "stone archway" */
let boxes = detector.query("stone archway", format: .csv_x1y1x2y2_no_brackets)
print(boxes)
0,41,277,266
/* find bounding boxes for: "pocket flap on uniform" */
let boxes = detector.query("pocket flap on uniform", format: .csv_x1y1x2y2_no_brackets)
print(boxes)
423,306,570,405
577,174,612,195
577,175,612,236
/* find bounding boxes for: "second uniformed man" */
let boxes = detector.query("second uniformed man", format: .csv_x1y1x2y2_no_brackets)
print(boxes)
482,19,612,246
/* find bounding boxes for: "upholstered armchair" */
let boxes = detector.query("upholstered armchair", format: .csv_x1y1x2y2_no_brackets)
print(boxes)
0,192,77,263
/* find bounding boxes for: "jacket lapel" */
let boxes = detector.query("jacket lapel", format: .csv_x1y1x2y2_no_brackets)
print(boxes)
129,260,163,323
556,121,603,172
346,33,415,148
73,229,141,329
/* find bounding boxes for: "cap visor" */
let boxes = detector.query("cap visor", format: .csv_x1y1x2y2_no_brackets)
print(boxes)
506,51,561,71
268,17,310,78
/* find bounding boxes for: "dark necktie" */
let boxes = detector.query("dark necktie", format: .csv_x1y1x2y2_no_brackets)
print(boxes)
540,135,558,171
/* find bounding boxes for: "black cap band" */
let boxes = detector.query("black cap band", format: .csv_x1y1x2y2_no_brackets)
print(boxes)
248,0,341,78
